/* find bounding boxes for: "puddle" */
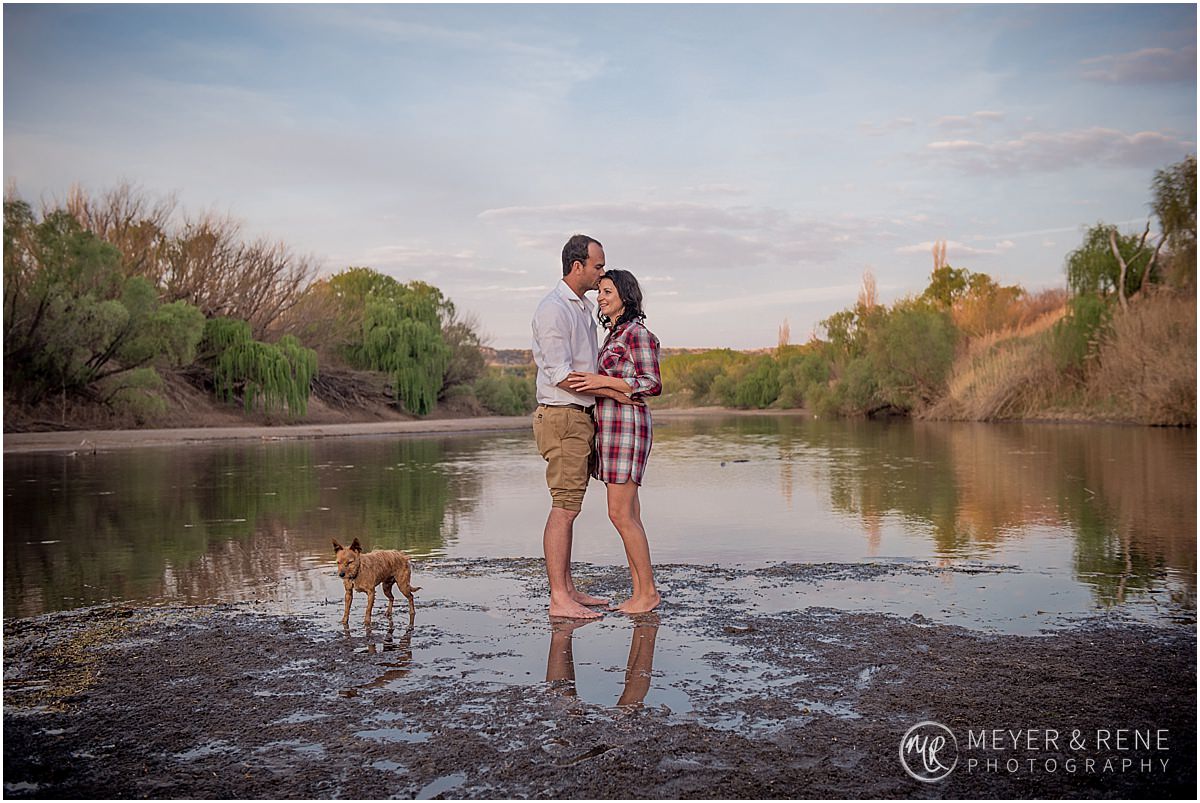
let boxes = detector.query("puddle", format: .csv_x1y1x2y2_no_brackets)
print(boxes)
416,771,467,799
709,563,1186,634
255,740,325,757
355,727,431,744
4,782,40,794
175,741,239,762
324,573,733,718
215,556,1192,741
272,712,329,725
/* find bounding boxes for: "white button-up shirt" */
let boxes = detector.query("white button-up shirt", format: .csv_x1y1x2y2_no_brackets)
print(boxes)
531,280,600,407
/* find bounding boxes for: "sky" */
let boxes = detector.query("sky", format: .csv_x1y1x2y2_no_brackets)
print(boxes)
4,3,1196,349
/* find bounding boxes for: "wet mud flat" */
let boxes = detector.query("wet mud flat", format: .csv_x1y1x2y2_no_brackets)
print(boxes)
4,559,1195,799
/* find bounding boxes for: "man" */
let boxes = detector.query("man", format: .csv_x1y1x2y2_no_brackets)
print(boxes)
531,234,634,619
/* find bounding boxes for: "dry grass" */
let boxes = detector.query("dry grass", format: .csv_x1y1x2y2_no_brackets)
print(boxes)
921,305,1067,421
1086,288,1196,425
925,289,1196,425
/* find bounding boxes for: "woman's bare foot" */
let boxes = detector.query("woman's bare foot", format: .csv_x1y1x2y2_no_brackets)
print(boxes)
608,592,661,614
570,590,610,606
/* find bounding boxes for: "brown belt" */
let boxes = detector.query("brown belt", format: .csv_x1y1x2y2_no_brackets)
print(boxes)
538,403,594,414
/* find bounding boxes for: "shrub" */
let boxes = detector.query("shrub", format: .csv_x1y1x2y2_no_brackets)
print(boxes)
1050,294,1112,377
472,367,536,416
864,301,957,410
1088,289,1196,425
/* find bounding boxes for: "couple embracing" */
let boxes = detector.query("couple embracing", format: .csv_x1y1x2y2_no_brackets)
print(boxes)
531,234,663,619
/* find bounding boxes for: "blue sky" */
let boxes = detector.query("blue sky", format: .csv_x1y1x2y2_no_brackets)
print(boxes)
4,3,1195,348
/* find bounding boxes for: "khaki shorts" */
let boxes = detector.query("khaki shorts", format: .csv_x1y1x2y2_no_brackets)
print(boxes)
532,405,594,512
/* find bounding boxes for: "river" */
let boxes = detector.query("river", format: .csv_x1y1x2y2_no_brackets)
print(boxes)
4,414,1194,632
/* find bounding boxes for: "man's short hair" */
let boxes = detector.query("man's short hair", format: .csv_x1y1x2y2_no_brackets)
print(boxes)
562,234,602,277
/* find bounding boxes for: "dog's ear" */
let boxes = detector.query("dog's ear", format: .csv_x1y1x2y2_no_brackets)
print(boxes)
350,538,362,553
332,539,343,553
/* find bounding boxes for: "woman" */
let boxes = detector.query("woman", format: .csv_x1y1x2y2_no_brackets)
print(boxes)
567,269,662,614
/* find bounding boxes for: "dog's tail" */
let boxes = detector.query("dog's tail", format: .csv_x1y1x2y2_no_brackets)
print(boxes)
410,586,422,593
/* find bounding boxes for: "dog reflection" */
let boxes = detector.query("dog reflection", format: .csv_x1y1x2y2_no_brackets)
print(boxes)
546,614,660,708
340,621,415,697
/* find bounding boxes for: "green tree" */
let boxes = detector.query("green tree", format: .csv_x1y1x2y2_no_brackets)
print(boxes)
921,264,971,309
865,301,958,409
1152,154,1196,287
202,318,317,416
321,268,453,415
1066,223,1160,300
4,202,204,408
355,300,449,415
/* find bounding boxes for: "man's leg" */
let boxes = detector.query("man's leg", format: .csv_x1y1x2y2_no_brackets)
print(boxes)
535,406,605,618
544,507,600,618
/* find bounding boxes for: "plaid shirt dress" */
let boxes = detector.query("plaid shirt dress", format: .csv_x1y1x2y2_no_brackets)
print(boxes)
592,320,663,485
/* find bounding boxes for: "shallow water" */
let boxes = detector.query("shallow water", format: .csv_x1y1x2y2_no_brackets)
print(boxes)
4,415,1195,629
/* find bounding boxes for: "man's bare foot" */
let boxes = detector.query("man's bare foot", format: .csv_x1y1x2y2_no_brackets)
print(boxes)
570,590,610,606
608,592,661,614
549,595,604,619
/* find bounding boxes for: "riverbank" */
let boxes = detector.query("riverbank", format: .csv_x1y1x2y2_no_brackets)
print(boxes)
3,558,1194,799
1,408,805,455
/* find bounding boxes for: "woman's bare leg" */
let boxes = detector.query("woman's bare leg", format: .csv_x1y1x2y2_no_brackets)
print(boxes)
605,481,660,613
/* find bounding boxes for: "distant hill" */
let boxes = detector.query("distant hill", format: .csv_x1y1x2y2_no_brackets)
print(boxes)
483,346,767,367
482,348,534,367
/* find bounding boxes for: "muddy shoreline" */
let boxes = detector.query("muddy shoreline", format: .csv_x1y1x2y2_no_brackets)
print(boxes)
1,408,806,455
4,559,1194,799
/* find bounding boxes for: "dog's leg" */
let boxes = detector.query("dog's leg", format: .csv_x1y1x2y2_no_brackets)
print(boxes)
364,586,375,626
396,560,418,624
383,577,396,618
342,586,353,626
402,585,416,624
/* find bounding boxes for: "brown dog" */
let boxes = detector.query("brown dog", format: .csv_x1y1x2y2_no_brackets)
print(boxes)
332,538,420,627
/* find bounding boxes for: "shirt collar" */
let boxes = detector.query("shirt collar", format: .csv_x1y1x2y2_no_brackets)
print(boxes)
556,279,593,313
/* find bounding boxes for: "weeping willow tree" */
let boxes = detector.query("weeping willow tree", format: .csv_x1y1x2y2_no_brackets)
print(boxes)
313,269,452,416
202,318,317,415
354,299,450,415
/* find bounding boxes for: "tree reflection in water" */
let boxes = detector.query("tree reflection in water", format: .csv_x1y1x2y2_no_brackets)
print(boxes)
4,418,1193,617
3,437,484,617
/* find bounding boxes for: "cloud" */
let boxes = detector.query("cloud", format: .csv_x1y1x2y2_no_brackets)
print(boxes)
933,111,1005,132
925,127,1193,174
896,240,1015,257
1080,46,1196,85
662,283,866,316
322,243,534,292
479,201,897,272
309,7,608,97
858,117,916,137
962,218,1151,242
933,115,975,132
682,183,749,196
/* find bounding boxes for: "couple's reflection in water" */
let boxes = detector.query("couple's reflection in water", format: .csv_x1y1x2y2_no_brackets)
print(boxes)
546,614,660,709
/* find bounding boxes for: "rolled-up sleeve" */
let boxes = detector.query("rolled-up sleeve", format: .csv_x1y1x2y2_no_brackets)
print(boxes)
626,326,662,399
532,303,574,387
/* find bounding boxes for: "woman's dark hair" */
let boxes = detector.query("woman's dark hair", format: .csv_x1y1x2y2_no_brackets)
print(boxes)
597,269,646,330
